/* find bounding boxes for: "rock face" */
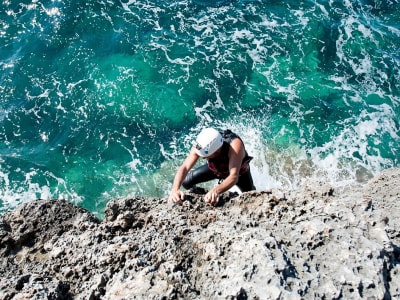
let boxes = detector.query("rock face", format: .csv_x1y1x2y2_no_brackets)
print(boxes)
0,169,399,299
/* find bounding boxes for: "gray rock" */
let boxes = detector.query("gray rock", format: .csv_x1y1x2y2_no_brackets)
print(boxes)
0,169,399,299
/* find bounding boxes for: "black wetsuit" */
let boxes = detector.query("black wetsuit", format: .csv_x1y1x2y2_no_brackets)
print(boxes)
182,130,255,192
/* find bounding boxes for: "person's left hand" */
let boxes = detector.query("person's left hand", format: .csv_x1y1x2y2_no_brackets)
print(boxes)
204,190,219,205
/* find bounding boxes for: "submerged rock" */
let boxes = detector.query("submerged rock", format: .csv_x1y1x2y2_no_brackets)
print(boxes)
0,169,399,299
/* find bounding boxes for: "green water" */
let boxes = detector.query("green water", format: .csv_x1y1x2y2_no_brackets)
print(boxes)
0,0,399,216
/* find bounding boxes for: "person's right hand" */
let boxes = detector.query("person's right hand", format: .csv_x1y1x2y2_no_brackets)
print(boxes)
168,190,185,205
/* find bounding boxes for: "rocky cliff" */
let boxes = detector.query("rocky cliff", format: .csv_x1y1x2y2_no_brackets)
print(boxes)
0,169,399,299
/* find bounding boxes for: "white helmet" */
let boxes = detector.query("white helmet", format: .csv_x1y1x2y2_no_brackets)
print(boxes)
193,128,223,157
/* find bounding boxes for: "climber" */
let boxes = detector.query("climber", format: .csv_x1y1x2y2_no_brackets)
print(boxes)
168,128,255,205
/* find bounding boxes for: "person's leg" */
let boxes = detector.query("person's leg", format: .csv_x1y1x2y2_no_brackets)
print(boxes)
236,168,256,192
182,164,218,190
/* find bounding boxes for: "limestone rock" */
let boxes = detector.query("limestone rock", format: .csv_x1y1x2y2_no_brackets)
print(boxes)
0,169,399,299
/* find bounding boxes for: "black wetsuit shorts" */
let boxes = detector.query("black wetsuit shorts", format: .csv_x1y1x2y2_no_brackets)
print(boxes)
182,164,256,192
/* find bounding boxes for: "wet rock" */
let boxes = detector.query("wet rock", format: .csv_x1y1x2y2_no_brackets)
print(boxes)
0,169,399,299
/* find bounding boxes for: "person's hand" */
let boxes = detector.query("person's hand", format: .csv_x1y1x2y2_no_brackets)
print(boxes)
168,190,185,205
204,190,219,206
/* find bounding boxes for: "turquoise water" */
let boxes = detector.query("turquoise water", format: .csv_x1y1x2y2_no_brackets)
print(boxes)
1,0,399,216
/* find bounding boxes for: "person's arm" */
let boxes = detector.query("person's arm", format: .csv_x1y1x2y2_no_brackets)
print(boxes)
204,138,245,205
168,148,199,204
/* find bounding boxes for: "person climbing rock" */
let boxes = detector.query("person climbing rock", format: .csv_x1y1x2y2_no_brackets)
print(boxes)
168,128,255,205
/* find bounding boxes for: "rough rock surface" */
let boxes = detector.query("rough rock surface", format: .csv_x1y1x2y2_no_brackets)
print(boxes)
0,168,399,299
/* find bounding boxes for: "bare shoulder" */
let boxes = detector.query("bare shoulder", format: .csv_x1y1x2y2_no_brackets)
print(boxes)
231,135,244,147
229,137,245,156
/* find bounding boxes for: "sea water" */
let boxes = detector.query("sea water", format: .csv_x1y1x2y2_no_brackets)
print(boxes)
1,0,399,217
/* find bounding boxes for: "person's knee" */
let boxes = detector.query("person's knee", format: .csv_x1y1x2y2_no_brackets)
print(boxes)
182,172,194,190
182,173,193,190
237,171,255,192
182,180,191,190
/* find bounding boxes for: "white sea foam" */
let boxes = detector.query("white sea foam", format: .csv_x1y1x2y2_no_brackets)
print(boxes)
309,105,398,183
0,168,82,213
44,7,61,17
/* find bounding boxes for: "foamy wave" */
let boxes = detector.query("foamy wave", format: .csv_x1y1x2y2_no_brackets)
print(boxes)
0,169,82,214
